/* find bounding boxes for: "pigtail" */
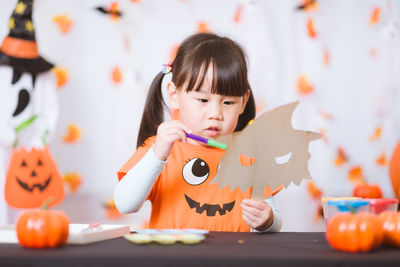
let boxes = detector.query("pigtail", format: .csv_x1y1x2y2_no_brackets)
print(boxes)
136,72,166,148
235,89,255,131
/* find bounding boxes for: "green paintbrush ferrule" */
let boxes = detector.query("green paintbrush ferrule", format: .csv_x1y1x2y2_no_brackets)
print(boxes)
208,139,227,150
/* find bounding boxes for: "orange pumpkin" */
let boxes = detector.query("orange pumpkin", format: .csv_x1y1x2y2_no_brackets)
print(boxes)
390,140,400,199
5,147,65,208
16,201,69,248
380,211,400,246
353,183,382,198
326,212,383,252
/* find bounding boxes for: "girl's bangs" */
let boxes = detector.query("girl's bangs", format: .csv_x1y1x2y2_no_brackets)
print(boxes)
183,43,248,97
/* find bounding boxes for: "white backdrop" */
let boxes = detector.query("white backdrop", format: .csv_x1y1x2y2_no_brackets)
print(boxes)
1,0,399,231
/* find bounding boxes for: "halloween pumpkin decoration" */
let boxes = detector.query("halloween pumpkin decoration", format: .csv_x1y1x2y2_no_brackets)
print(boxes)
213,102,321,199
390,139,400,199
16,199,69,248
353,183,382,199
162,146,254,230
380,211,400,247
326,212,383,252
5,147,65,208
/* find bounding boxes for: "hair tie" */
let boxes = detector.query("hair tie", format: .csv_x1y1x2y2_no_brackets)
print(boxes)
162,62,173,74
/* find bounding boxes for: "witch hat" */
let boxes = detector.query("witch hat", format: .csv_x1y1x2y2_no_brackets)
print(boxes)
0,0,54,74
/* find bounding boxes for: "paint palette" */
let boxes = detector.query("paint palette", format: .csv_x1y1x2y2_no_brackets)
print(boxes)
135,228,209,235
124,233,205,245
124,229,208,245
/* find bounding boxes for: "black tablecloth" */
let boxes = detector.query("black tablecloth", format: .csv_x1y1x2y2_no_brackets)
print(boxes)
1,232,399,267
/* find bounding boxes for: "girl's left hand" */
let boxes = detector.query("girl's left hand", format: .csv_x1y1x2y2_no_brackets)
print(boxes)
241,198,274,231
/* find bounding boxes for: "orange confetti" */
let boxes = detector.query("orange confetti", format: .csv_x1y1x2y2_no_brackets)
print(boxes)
106,208,122,219
239,154,255,167
112,66,123,84
53,67,68,88
52,14,73,33
319,110,334,120
298,0,319,12
370,7,381,25
197,21,210,33
369,127,382,142
233,5,244,24
370,48,377,58
307,181,322,200
238,239,245,244
104,199,123,219
319,128,328,143
63,172,82,193
348,166,365,185
307,18,317,38
168,44,179,62
103,198,116,209
334,147,348,166
62,124,81,143
323,47,330,66
130,0,140,3
109,2,121,21
296,75,314,95
376,151,387,166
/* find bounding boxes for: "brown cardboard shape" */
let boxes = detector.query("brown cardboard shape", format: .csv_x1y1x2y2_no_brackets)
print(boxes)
212,101,321,199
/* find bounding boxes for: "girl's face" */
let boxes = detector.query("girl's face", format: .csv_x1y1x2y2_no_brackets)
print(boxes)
167,68,249,142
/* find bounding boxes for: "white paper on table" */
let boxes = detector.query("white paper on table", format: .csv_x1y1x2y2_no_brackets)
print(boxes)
0,224,130,245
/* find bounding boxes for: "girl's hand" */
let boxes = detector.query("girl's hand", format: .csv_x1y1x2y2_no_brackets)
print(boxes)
153,120,191,161
241,198,274,231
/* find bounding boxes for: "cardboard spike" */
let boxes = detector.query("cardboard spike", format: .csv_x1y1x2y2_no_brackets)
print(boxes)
306,131,322,141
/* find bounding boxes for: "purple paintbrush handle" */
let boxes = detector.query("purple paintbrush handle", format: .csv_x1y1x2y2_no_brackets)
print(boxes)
185,133,208,144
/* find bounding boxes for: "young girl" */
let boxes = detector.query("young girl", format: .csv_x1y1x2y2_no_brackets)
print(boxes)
114,33,282,232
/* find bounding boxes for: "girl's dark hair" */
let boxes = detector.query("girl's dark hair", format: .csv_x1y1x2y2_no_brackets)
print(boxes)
137,33,256,148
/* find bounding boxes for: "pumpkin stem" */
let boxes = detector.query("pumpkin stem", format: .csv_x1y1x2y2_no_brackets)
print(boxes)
41,197,54,210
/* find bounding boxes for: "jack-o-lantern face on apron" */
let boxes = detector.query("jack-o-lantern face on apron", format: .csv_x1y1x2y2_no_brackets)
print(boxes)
5,147,64,208
164,145,249,220
181,156,236,216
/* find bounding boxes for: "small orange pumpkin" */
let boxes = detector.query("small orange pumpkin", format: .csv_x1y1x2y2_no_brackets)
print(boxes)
5,147,65,208
390,140,400,199
16,200,69,249
326,212,383,252
380,211,400,247
353,183,382,198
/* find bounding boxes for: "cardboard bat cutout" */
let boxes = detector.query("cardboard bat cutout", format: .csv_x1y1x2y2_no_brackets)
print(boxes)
212,101,321,199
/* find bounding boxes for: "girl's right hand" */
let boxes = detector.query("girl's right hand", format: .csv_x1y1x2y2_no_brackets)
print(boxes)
153,120,191,161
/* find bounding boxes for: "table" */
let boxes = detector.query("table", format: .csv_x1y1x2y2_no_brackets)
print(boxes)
1,232,399,267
